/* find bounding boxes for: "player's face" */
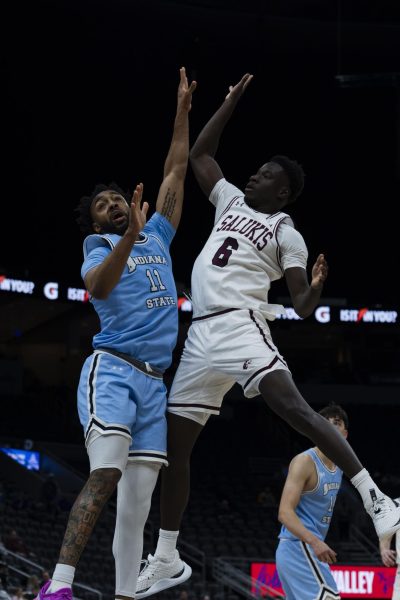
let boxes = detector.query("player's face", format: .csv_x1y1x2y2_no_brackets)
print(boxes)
328,416,348,439
244,162,290,212
90,190,130,235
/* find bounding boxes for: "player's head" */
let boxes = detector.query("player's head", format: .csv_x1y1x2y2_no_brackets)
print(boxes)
319,402,349,438
75,183,131,236
244,155,304,212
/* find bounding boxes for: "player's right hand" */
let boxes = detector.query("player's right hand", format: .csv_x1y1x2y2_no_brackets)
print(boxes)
310,538,337,564
225,73,253,102
381,547,397,567
127,183,149,239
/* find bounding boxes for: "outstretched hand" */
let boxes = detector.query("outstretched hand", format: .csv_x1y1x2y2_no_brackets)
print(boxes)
311,253,328,289
225,73,253,102
178,66,197,112
128,183,149,238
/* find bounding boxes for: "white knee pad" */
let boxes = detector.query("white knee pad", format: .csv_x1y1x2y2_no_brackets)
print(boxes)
87,430,130,473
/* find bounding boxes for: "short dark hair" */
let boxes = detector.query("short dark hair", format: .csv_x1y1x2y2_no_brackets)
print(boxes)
319,402,349,430
269,155,305,204
74,182,130,236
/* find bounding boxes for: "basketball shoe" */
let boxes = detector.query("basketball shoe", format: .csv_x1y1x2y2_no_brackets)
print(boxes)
136,550,192,598
367,492,400,540
35,582,72,600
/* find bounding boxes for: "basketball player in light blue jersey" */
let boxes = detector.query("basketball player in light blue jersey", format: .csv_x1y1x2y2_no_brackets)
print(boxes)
35,67,196,600
276,403,348,599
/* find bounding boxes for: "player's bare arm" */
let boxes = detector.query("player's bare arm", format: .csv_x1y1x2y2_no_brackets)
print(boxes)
85,184,148,299
190,73,253,198
284,254,328,319
278,454,338,564
156,67,196,230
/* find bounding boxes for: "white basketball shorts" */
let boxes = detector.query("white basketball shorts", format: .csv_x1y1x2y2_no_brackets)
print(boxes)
167,308,290,423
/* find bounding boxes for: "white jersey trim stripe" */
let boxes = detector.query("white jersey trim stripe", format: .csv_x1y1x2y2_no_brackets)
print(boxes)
215,196,240,225
85,416,131,441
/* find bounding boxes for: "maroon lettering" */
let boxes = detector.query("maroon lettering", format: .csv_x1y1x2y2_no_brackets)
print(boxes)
230,216,248,232
244,222,266,241
216,215,233,231
256,230,273,250
239,219,255,234
212,237,239,267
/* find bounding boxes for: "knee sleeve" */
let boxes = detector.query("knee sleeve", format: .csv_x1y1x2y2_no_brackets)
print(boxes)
113,462,161,597
87,430,130,473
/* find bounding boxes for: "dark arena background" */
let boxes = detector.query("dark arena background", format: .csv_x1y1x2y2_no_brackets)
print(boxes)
1,1,400,599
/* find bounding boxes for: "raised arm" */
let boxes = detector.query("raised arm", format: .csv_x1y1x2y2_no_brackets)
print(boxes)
155,67,196,230
189,73,253,198
278,454,337,564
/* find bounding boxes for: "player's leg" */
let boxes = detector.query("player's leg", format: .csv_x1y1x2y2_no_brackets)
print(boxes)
258,370,400,539
227,309,400,541
160,412,204,530
135,414,204,599
160,318,234,532
36,352,133,600
259,370,362,476
38,432,130,600
113,461,161,600
115,371,194,600
136,320,234,597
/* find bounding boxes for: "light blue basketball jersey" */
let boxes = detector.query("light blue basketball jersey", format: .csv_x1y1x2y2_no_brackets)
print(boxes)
81,212,178,371
279,448,343,541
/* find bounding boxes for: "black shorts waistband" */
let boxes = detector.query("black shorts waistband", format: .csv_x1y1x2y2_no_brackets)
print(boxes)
192,308,240,322
97,348,164,378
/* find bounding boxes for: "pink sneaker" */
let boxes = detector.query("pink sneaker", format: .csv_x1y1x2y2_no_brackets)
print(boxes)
36,582,73,600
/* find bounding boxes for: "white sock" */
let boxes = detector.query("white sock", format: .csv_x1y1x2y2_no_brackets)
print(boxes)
154,528,179,559
351,468,384,509
48,564,75,592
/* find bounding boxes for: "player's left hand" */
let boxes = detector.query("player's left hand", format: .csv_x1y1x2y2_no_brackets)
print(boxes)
225,73,253,102
177,66,197,112
311,253,328,289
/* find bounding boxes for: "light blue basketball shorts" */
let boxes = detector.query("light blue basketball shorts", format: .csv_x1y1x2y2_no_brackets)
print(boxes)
77,350,168,465
276,539,340,600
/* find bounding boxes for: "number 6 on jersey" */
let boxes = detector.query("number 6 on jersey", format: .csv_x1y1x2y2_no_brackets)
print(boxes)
212,236,239,267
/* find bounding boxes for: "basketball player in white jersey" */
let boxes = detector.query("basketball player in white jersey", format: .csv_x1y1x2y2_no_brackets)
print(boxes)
380,526,400,599
136,73,400,598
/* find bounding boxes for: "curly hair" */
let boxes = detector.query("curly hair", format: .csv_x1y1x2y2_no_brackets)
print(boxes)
319,402,349,430
74,182,130,236
269,155,305,204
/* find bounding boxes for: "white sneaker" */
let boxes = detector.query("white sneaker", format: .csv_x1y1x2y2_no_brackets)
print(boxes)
136,550,192,598
367,491,400,540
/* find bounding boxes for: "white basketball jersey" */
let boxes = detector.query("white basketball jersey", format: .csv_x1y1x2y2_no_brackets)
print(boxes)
191,178,309,320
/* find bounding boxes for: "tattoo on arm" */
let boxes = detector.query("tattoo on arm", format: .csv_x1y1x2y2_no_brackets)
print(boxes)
58,468,120,566
160,188,177,222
